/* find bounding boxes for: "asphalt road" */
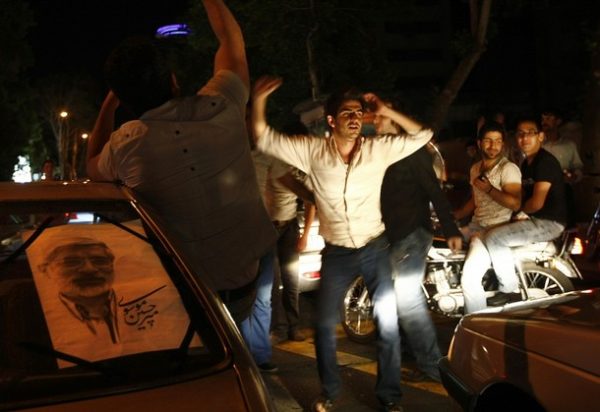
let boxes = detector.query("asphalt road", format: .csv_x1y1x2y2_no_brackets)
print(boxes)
262,292,460,412
262,261,600,412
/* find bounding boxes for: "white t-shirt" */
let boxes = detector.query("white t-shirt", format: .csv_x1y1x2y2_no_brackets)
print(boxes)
470,157,521,228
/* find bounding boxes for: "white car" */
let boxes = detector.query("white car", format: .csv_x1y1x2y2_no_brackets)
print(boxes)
297,209,324,293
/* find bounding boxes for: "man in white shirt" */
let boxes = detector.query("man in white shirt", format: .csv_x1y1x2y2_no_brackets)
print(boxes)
454,122,522,313
85,0,276,324
251,75,432,412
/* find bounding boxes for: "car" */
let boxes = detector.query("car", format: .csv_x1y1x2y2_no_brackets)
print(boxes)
439,289,600,412
0,181,274,412
296,208,324,293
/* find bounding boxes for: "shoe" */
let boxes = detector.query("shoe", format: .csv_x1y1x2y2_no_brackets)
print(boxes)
270,332,287,345
382,402,404,412
311,396,334,412
257,362,278,373
403,368,441,383
289,328,306,342
487,291,521,306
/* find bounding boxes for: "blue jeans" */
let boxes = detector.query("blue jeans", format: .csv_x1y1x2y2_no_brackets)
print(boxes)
315,235,401,405
390,227,441,380
239,250,275,365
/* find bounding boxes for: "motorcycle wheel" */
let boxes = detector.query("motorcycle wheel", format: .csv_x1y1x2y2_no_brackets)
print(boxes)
340,276,376,344
521,263,574,297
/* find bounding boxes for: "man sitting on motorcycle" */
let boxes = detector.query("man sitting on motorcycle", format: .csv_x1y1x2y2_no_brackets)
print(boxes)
480,116,567,308
454,121,522,313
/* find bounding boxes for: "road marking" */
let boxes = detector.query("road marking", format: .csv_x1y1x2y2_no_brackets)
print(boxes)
275,327,449,397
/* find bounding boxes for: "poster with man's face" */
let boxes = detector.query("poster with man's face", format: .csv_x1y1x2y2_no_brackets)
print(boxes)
25,221,200,368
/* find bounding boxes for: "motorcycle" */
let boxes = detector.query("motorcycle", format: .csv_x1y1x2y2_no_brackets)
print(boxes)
340,228,583,344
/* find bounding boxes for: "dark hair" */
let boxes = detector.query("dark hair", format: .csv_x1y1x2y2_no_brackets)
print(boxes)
324,87,366,118
540,107,563,119
477,121,506,141
104,36,173,117
515,115,542,131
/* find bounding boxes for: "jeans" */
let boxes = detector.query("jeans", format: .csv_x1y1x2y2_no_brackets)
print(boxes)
315,235,401,405
462,218,564,313
272,221,301,335
239,250,275,365
484,217,564,288
461,236,493,313
390,227,441,380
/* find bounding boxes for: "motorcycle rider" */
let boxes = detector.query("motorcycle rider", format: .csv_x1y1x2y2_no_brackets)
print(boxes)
378,100,462,382
482,116,567,304
454,121,522,314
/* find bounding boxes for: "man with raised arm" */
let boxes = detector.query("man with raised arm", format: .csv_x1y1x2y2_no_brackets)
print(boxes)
85,0,276,324
252,76,432,412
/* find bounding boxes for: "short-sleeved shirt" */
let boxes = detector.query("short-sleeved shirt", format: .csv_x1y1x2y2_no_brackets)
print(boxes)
470,157,521,228
521,148,567,224
97,70,277,291
543,138,583,171
257,127,432,248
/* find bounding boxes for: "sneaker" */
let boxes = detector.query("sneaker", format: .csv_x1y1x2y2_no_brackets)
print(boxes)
289,328,306,342
311,396,334,412
487,291,521,306
382,402,404,412
257,362,278,373
403,368,441,383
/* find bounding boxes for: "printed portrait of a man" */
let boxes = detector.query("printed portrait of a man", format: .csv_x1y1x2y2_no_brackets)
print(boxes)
38,237,121,344
25,222,200,368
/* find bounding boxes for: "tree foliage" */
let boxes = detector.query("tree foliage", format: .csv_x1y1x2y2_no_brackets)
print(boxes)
0,0,39,180
182,0,403,127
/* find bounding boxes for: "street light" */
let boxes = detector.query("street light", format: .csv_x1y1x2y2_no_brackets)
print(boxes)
58,110,70,179
81,133,88,139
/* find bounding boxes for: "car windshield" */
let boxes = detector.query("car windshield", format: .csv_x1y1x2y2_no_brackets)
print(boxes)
0,198,228,409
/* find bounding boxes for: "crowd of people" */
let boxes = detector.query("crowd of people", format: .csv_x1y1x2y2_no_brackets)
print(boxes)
80,1,581,411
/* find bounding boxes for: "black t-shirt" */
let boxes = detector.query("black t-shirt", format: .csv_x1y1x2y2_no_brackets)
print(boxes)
521,148,567,224
381,146,461,242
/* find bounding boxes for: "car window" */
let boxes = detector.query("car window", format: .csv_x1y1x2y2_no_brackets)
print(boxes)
0,201,228,409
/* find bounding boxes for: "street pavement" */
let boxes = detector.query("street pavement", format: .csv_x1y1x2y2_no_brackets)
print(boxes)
261,258,600,412
261,292,459,412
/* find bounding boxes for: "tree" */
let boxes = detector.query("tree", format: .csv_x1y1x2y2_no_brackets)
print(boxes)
430,0,492,131
36,74,99,179
183,0,400,127
0,0,39,180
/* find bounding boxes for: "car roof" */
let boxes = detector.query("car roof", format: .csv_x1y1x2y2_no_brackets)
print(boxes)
0,181,128,202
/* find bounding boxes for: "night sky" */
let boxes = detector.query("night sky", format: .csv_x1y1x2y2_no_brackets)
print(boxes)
27,0,190,82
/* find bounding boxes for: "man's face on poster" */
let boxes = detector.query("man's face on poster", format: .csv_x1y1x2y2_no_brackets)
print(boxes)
44,242,115,299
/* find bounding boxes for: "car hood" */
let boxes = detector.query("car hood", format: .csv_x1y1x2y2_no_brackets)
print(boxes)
461,289,600,377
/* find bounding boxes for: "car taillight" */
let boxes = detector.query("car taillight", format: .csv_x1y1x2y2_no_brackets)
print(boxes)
302,271,321,280
570,236,584,255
